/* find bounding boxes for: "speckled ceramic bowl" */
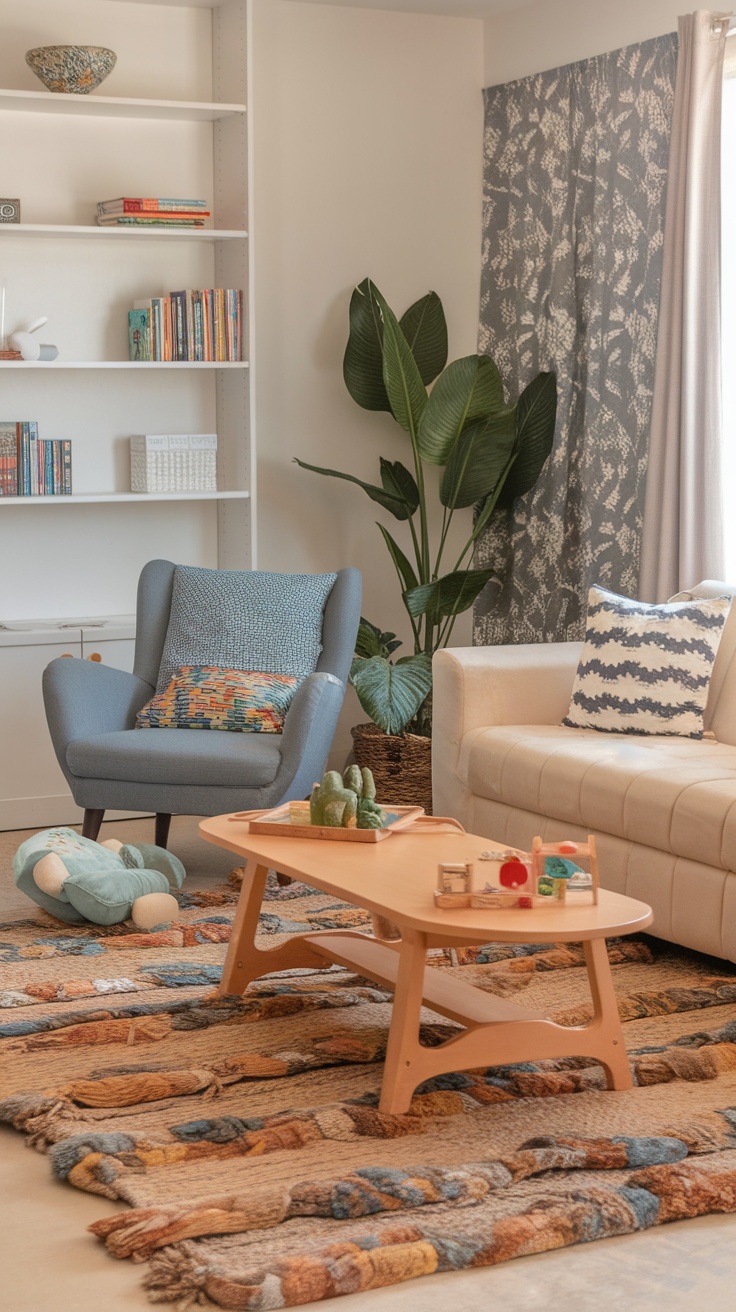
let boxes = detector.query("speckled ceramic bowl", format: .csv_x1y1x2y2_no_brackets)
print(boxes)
25,45,117,95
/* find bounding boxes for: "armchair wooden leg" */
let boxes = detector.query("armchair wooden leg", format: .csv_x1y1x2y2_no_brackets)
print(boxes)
276,872,293,887
155,813,172,849
82,809,105,841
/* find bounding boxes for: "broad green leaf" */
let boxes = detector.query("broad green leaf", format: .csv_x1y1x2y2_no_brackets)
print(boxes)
353,618,401,661
472,451,518,539
342,279,391,412
417,355,505,465
495,371,557,509
373,287,428,436
376,523,420,594
404,568,497,623
293,457,411,520
440,409,516,509
399,292,448,385
350,653,433,735
380,459,419,515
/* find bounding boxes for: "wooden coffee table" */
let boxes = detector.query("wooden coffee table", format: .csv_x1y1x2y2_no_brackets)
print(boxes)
199,815,653,1114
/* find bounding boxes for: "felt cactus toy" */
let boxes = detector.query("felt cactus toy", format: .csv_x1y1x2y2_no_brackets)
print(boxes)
309,766,385,829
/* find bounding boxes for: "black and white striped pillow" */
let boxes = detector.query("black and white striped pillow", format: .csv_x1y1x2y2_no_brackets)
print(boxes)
563,586,731,738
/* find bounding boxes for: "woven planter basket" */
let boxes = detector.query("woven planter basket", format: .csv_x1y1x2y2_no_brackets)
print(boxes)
351,721,433,816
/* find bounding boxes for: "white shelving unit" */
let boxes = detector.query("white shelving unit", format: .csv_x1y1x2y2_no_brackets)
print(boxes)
0,0,254,826
0,0,254,615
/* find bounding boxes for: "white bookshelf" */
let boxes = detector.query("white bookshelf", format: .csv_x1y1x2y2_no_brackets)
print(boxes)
0,0,255,622
1,223,247,240
0,490,250,504
0,87,246,120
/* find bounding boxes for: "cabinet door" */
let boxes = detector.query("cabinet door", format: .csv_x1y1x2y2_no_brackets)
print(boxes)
81,638,136,672
0,639,84,831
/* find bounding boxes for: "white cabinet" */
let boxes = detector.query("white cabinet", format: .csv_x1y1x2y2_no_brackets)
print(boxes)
0,0,255,622
0,616,138,830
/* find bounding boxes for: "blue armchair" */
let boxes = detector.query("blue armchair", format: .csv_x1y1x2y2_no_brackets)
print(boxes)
43,559,361,846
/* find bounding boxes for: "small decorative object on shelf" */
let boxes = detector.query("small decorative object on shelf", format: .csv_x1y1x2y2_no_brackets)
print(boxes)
0,199,20,224
434,836,599,910
25,45,117,95
10,316,59,361
128,289,242,362
97,197,209,228
0,420,71,496
310,765,386,830
130,433,217,494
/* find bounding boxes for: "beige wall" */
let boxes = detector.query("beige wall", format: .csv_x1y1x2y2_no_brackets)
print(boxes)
484,0,679,86
250,0,484,756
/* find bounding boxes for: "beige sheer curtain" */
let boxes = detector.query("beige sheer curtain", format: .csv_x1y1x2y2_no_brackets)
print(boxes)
639,11,729,601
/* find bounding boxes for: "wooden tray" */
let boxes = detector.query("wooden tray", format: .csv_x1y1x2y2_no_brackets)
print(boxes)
227,803,425,842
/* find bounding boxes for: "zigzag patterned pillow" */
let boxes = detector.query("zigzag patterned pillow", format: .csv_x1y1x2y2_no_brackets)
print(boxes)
563,586,731,738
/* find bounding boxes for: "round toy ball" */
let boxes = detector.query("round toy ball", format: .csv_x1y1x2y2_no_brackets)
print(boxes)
559,842,578,854
499,859,527,888
131,892,179,930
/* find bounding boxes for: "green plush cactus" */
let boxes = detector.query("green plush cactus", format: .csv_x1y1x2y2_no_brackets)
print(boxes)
309,765,385,829
310,771,358,827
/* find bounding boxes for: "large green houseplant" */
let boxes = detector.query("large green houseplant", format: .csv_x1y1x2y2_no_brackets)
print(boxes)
296,278,556,748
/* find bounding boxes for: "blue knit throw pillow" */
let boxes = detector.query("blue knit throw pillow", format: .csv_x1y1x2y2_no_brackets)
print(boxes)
563,585,730,738
157,566,337,694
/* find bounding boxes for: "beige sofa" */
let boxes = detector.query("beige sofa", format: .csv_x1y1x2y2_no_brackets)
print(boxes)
432,582,736,963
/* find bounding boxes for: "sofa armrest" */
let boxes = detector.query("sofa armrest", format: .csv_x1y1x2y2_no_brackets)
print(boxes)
432,644,582,822
43,657,154,781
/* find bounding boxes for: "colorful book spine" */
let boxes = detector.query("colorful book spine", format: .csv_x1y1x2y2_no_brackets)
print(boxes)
98,198,208,214
127,291,243,363
128,310,150,362
97,215,207,227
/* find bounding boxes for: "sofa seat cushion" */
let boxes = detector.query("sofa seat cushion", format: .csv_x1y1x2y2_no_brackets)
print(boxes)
463,724,736,871
67,729,282,788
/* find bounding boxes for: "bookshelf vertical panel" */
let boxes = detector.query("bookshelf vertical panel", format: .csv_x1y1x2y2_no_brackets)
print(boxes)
213,0,252,570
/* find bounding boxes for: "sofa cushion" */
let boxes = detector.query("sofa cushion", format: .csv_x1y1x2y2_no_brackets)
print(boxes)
464,723,736,872
136,666,298,732
67,728,282,788
157,566,337,693
563,586,730,739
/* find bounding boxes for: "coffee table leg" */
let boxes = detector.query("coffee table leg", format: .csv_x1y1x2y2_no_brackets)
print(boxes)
379,928,429,1115
218,859,325,997
583,937,632,1090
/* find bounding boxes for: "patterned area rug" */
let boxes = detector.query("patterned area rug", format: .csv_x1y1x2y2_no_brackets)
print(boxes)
4,870,736,1309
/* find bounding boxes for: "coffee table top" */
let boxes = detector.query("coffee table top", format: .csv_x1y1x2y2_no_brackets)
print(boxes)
200,816,653,945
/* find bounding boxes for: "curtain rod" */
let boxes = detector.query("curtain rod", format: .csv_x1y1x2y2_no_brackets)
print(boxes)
711,15,736,35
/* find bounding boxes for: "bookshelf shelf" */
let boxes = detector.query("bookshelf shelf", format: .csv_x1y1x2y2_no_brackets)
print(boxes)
1,224,247,241
0,88,246,122
0,361,249,369
0,490,250,505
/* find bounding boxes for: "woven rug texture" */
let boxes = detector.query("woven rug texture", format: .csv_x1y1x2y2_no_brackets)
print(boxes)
3,869,736,1309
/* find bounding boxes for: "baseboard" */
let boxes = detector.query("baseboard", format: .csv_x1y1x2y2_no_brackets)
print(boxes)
0,795,152,833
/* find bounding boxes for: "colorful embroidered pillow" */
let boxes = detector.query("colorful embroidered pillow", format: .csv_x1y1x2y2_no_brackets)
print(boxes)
136,667,298,733
563,585,730,739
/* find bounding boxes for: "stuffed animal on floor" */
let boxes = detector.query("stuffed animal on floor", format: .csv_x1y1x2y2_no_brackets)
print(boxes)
13,827,186,927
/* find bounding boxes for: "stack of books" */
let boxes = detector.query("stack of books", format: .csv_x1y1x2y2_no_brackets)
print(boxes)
96,197,210,228
128,289,242,362
130,434,218,493
0,421,72,496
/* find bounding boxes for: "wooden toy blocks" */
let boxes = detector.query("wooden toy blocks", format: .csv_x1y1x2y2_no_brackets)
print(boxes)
433,836,599,910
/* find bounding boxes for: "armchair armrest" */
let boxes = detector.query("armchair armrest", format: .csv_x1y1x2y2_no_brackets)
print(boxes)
271,671,346,803
43,657,154,782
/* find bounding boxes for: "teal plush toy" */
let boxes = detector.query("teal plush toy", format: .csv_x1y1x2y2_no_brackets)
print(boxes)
13,827,186,927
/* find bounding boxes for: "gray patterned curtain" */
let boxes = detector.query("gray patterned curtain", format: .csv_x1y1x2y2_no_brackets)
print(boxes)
474,34,678,646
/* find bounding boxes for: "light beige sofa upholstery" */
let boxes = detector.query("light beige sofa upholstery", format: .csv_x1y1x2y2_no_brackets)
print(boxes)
432,582,736,963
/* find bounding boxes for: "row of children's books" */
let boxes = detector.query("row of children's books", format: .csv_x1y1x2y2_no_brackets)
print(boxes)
128,289,243,362
97,197,210,228
0,421,72,496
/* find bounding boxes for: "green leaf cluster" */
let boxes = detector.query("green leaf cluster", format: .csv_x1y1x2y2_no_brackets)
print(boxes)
295,279,557,737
